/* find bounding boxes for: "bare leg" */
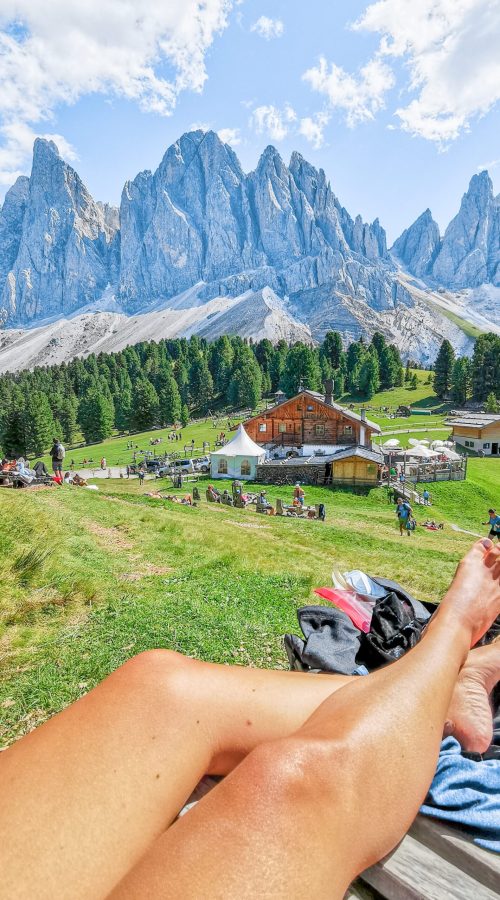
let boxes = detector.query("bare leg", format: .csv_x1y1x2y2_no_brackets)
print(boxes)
0,651,353,899
111,540,500,899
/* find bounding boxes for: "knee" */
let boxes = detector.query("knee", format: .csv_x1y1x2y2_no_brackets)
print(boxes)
245,734,348,807
116,649,195,705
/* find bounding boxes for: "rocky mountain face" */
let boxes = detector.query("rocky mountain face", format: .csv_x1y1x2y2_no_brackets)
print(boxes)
392,171,500,289
0,140,119,326
0,131,498,365
118,131,394,315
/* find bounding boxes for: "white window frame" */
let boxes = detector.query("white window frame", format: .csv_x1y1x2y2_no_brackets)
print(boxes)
218,458,228,474
258,423,267,432
240,459,251,476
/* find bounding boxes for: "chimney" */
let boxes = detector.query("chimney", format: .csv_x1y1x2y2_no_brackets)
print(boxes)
360,408,367,422
324,378,334,406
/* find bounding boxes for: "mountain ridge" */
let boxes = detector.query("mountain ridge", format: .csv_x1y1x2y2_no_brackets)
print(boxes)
0,131,498,370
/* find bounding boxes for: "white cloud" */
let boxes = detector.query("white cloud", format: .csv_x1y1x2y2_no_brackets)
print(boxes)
298,112,330,149
303,55,395,127
250,16,284,40
189,121,213,132
218,127,241,146
250,104,296,141
477,158,500,173
0,121,78,187
0,1,232,188
304,0,500,145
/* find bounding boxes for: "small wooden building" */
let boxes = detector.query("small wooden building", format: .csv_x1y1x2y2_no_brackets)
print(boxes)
255,446,383,487
244,390,381,450
328,447,382,485
446,413,500,456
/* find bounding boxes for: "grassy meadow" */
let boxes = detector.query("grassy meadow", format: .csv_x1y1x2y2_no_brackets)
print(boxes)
1,452,498,747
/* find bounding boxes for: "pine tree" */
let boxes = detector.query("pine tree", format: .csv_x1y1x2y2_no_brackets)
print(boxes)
320,331,343,371
280,344,322,397
358,349,380,399
228,353,262,409
79,389,115,443
158,374,182,425
181,404,189,428
485,392,499,413
130,380,160,432
60,398,78,445
189,357,214,411
115,390,132,432
405,360,411,382
451,357,471,406
410,373,418,390
1,405,27,457
433,340,456,399
471,333,500,402
23,391,55,457
345,341,366,394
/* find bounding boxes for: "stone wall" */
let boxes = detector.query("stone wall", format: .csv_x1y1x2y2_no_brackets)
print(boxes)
256,463,326,485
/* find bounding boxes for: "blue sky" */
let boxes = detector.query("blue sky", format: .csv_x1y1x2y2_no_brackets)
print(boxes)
0,0,499,243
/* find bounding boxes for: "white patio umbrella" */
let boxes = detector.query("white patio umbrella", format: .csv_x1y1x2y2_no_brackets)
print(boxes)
442,441,455,448
431,440,446,450
408,438,431,447
440,448,461,461
383,439,402,449
404,445,438,458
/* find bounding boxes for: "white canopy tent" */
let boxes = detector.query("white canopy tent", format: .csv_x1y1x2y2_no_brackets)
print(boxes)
210,424,266,480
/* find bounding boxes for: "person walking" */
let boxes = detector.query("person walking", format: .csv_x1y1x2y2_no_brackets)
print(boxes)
482,508,500,542
138,467,145,486
49,437,65,477
396,497,413,536
423,489,430,506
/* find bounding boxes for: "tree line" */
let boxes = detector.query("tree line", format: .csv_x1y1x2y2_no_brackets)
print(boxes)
0,330,497,458
0,331,407,457
433,333,500,410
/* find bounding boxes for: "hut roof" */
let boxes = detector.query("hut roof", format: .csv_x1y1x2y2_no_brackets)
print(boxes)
211,424,266,458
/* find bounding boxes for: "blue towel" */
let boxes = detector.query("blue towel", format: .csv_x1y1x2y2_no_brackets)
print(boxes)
421,737,500,853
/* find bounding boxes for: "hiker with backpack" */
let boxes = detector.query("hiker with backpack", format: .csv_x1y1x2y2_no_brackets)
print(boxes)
396,497,413,537
50,438,65,476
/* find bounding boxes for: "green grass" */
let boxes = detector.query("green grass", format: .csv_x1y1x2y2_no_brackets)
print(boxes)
40,415,246,471
339,369,439,412
423,301,485,340
1,455,498,746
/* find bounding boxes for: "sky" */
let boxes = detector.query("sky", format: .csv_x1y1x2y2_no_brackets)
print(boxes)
0,0,499,244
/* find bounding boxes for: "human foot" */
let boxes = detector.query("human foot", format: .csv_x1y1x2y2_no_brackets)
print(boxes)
440,539,500,647
444,641,500,753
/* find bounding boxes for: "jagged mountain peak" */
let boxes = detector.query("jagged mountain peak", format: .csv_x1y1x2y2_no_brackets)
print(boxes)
467,169,493,196
0,133,498,359
32,137,61,164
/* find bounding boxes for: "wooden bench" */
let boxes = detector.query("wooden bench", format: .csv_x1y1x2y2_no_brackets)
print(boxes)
351,815,500,899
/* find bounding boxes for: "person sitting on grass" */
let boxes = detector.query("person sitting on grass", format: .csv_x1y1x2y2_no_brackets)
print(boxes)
0,541,499,898
293,483,305,506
